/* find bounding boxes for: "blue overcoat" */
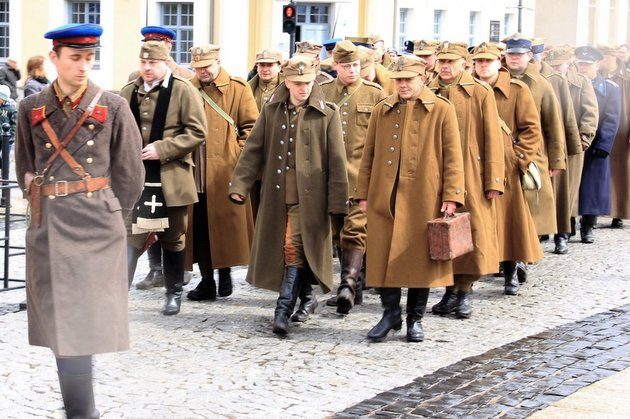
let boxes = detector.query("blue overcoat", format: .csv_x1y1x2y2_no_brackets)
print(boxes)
579,75,621,215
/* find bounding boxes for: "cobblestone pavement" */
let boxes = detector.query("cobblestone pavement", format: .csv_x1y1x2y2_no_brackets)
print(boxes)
0,215,629,418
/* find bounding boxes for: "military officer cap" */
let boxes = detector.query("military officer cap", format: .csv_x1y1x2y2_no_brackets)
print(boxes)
44,23,102,49
140,41,170,61
255,49,282,64
389,55,427,79
574,46,603,63
502,33,533,53
282,57,318,82
333,40,360,63
597,44,619,56
141,26,176,42
471,42,502,60
295,41,323,58
358,46,375,69
531,38,546,60
545,47,572,65
436,41,469,60
323,38,342,52
345,36,372,48
403,40,415,54
369,34,385,45
190,44,220,67
413,39,440,56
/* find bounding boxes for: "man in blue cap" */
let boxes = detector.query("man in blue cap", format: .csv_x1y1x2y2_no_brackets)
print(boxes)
15,23,144,418
575,46,622,243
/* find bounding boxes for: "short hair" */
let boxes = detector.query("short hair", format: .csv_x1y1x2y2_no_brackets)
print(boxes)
26,55,45,77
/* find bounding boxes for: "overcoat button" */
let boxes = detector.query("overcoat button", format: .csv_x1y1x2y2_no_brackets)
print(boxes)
86,192,93,198
86,157,94,164
88,124,95,130
87,140,95,146
45,143,52,149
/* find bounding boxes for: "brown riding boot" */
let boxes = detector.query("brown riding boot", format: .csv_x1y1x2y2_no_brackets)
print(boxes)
336,247,364,314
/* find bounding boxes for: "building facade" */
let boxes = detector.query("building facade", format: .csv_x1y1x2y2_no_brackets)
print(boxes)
0,1,627,91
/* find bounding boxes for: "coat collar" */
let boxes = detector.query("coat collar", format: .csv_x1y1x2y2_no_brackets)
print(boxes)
333,77,363,96
40,80,101,118
493,68,512,99
427,71,476,97
268,82,328,115
191,67,231,93
383,85,436,113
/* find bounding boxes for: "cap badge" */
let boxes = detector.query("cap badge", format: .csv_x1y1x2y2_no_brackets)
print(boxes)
443,41,450,50
298,62,305,75
142,52,149,59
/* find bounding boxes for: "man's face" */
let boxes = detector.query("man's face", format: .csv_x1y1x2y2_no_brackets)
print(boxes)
598,54,617,73
194,60,221,83
436,58,465,84
394,75,424,100
285,79,314,105
423,54,436,71
360,64,375,81
372,41,385,62
550,62,569,76
49,47,95,90
505,51,533,75
576,61,599,80
256,62,281,83
618,46,629,62
140,59,167,84
334,59,361,85
474,58,501,81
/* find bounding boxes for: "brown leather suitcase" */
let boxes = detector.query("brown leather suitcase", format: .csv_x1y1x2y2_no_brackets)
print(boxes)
427,212,474,260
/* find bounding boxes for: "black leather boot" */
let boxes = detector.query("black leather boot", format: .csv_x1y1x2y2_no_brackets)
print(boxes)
162,249,185,315
126,245,142,289
553,233,569,255
611,218,624,228
336,248,364,314
502,261,520,295
516,261,528,283
291,272,318,322
581,215,596,243
431,288,457,315
367,288,402,342
56,357,100,419
406,288,429,342
273,266,302,335
218,267,233,297
136,242,164,290
570,216,577,236
186,277,216,301
455,290,473,319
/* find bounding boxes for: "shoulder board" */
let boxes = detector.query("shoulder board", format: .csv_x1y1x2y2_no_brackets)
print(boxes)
460,82,476,86
361,79,383,90
31,105,46,126
230,76,249,87
91,104,108,124
509,78,528,88
325,101,339,111
606,79,620,88
473,78,492,90
319,78,334,86
121,79,137,91
435,95,453,106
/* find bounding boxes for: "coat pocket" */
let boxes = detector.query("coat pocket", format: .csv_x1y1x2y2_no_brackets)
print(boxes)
105,196,122,212
356,104,374,126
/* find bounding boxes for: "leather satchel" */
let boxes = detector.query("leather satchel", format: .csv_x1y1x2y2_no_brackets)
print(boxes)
427,212,474,260
521,161,542,191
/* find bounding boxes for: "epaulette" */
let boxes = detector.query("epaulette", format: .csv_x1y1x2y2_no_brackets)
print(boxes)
435,95,453,106
473,78,492,91
362,79,384,90
509,78,528,89
325,101,339,111
230,76,249,87
318,77,334,86
606,79,620,88
121,79,137,91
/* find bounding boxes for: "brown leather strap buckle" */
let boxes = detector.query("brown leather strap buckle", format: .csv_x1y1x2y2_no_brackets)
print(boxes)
54,180,69,197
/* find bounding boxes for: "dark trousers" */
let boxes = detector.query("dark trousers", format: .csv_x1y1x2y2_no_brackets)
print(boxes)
192,193,213,278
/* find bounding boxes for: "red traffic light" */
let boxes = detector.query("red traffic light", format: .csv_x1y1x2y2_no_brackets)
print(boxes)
284,5,295,18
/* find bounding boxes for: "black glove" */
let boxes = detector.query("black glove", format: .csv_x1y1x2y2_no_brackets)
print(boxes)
591,148,609,158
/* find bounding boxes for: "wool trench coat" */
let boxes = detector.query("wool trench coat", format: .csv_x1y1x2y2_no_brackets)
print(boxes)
354,87,465,288
579,75,621,215
609,62,630,219
541,62,582,233
374,64,396,96
428,72,505,276
566,66,599,216
15,81,144,356
512,64,566,235
228,83,348,293
490,69,543,263
186,68,258,269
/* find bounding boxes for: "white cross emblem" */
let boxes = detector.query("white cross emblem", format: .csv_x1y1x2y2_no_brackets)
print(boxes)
144,195,163,213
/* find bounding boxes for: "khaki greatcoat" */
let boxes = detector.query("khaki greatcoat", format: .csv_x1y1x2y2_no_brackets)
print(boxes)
248,72,285,111
540,62,581,233
229,83,349,293
187,68,259,269
609,61,630,219
354,87,465,288
428,71,505,276
511,63,566,235
374,64,396,96
566,66,599,216
15,82,144,356
490,69,544,263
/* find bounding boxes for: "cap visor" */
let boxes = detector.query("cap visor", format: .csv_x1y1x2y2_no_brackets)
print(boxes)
285,73,316,82
436,52,464,60
191,59,216,68
472,53,500,60
389,70,421,79
505,47,530,54
256,58,281,64
413,50,435,56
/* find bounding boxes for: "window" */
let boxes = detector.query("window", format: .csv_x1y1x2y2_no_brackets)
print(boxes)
0,1,8,60
297,5,329,24
161,2,194,64
503,13,515,36
609,0,617,44
68,1,100,64
469,12,480,46
433,10,444,40
398,8,409,50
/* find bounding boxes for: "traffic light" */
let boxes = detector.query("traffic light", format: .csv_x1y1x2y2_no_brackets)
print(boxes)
283,2,297,34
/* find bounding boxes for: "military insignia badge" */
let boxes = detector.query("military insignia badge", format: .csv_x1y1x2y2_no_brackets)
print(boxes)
298,62,305,75
442,41,450,50
142,52,149,59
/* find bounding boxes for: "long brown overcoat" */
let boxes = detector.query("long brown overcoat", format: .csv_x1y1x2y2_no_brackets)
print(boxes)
512,64,566,235
566,66,599,216
490,69,544,263
374,64,396,96
228,83,348,293
541,62,581,233
428,72,505,276
15,82,144,356
187,68,259,268
354,87,465,288
609,61,630,219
